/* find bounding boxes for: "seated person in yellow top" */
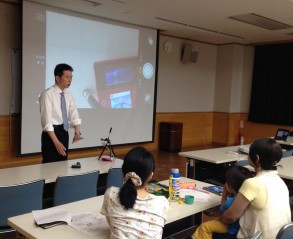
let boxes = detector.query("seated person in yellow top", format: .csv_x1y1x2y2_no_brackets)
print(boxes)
217,138,291,239
191,166,253,239
101,147,170,239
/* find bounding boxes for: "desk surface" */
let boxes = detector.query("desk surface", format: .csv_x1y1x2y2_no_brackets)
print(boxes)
179,145,248,164
0,157,123,186
278,156,293,180
180,146,293,180
8,178,221,239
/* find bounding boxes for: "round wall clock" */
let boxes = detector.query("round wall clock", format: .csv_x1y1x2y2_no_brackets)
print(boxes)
163,40,173,53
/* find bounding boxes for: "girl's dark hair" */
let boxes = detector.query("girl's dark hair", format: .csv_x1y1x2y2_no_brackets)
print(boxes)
119,147,155,209
249,138,282,170
225,166,253,193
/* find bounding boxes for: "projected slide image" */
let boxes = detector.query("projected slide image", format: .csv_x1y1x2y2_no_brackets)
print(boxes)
95,57,138,109
105,67,133,87
110,90,132,108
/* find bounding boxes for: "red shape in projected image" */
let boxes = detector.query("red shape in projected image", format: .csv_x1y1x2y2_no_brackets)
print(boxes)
94,56,138,109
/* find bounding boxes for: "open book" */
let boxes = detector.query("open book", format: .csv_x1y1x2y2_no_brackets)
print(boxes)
33,208,71,229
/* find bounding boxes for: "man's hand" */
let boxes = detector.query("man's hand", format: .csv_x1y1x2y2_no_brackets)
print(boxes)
47,131,67,156
72,134,84,143
54,141,67,156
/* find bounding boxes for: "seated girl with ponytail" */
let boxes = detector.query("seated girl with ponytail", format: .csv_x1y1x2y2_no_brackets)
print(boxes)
101,147,170,239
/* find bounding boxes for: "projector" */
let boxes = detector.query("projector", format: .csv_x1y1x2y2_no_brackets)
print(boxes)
238,145,250,154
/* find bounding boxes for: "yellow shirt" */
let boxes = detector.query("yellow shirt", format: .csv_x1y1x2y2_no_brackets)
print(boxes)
239,176,267,210
237,170,291,239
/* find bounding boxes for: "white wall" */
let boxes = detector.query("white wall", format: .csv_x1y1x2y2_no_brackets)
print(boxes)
156,35,218,112
214,44,254,113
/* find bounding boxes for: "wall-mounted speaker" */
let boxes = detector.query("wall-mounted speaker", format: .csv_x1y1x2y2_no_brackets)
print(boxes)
181,43,199,63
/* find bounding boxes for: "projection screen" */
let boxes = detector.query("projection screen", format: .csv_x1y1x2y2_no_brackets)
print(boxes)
21,1,158,155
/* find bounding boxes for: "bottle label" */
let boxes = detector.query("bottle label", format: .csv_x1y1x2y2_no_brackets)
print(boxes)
169,174,180,201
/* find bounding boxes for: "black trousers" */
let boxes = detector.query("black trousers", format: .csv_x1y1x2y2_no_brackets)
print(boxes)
41,125,69,163
213,233,237,239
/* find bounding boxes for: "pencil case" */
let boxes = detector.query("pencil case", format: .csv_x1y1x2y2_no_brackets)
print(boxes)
180,182,196,189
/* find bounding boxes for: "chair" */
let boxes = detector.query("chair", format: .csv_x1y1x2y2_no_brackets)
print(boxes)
106,168,124,189
250,230,262,239
235,159,249,167
53,170,99,206
282,150,293,158
0,179,45,234
275,223,293,239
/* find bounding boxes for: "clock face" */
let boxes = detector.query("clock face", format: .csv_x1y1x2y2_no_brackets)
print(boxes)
164,40,172,53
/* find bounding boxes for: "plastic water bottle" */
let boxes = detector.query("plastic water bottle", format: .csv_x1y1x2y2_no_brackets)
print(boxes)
169,168,180,202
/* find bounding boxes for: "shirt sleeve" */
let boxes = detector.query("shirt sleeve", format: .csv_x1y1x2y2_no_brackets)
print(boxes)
39,91,54,131
220,196,234,212
239,178,259,202
238,177,267,210
159,197,170,221
100,188,110,217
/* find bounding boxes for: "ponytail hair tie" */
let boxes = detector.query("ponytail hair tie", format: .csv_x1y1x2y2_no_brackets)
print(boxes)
124,172,142,186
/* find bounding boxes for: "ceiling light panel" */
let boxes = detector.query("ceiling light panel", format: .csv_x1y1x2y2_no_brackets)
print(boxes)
229,13,293,30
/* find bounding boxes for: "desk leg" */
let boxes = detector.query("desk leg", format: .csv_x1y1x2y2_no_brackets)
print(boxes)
186,159,196,179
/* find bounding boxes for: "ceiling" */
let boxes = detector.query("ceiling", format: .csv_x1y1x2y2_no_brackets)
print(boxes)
27,0,293,45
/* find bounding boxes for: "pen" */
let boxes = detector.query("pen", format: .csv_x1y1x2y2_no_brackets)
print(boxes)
193,188,210,194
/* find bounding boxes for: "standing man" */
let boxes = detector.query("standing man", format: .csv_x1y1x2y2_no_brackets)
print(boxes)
39,63,83,163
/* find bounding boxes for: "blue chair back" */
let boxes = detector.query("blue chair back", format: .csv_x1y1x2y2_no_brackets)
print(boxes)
282,150,293,158
106,168,124,189
53,170,99,206
235,159,249,167
275,223,293,239
0,179,45,229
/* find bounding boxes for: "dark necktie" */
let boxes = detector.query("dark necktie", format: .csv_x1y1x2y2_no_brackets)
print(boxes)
61,92,69,131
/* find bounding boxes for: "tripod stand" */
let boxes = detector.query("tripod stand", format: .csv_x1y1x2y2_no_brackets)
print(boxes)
98,128,115,160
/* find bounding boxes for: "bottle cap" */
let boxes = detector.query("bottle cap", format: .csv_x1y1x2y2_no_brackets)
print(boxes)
171,168,179,173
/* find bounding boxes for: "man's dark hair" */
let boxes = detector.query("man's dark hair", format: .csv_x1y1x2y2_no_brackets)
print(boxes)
54,63,73,77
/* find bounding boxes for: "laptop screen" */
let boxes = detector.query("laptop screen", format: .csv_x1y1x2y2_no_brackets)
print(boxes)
274,128,290,141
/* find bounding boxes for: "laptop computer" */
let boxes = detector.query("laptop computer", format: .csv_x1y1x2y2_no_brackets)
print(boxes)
274,128,290,141
286,131,293,144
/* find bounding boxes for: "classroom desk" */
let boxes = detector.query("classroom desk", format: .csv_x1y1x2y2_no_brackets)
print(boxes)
245,156,293,181
8,178,221,239
278,156,293,180
275,139,293,150
180,145,293,182
179,146,248,180
0,157,123,186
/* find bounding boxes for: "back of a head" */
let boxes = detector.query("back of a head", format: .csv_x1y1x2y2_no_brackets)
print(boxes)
225,166,253,193
249,138,282,170
119,147,155,209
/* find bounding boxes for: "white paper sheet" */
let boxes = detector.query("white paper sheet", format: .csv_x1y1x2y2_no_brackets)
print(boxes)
32,208,71,225
69,211,109,236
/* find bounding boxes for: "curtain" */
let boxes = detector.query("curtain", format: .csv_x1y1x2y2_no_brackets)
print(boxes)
248,43,293,125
